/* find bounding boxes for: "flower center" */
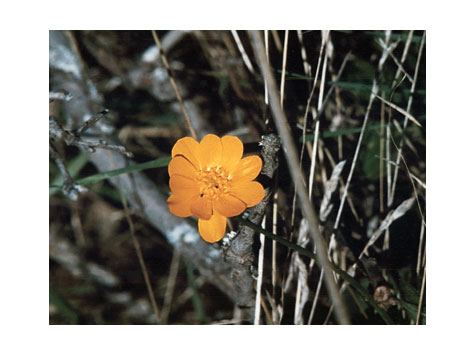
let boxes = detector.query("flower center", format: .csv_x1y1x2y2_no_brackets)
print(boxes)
197,166,231,199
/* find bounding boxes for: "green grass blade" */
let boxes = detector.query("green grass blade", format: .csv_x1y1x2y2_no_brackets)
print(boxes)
50,156,171,189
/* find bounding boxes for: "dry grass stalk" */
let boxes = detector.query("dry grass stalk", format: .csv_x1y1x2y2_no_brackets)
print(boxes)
249,30,350,325
374,92,422,127
254,216,266,325
160,249,181,324
151,30,198,140
279,30,289,108
308,31,330,198
285,218,310,324
119,190,161,324
416,264,426,325
297,30,312,78
333,31,396,231
417,222,426,276
231,30,256,74
380,93,386,213
271,191,280,324
290,30,328,233
392,30,414,87
320,160,347,222
389,31,426,206
308,158,345,324
359,197,416,259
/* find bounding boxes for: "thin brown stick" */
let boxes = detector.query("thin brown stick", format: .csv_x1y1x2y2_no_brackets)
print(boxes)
249,30,350,325
151,30,198,140
119,191,161,324
416,221,425,276
161,248,181,324
416,261,426,325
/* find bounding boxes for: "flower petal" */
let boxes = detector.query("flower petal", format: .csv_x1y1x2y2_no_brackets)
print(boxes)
198,213,227,243
168,155,198,178
167,174,200,217
167,190,199,217
229,181,265,207
171,137,201,170
190,195,213,220
199,134,222,169
221,136,243,173
169,174,199,194
214,194,246,217
230,155,262,182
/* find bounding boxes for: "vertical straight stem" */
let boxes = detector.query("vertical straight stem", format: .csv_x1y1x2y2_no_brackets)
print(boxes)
254,216,266,325
280,30,289,108
249,30,350,325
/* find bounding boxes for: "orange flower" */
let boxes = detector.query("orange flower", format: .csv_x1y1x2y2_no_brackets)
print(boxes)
167,134,265,243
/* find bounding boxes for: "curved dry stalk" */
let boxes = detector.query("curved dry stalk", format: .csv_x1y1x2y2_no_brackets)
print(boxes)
119,190,161,323
333,31,396,232
417,221,425,276
389,31,426,206
231,30,255,74
151,30,198,140
290,31,328,233
416,263,426,325
308,30,330,198
249,30,350,325
161,249,181,324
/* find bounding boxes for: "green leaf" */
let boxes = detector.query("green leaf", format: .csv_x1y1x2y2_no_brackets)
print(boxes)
50,156,171,189
77,156,171,186
400,299,425,324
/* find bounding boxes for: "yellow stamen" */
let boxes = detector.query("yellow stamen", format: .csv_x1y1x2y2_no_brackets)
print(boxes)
197,166,230,199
